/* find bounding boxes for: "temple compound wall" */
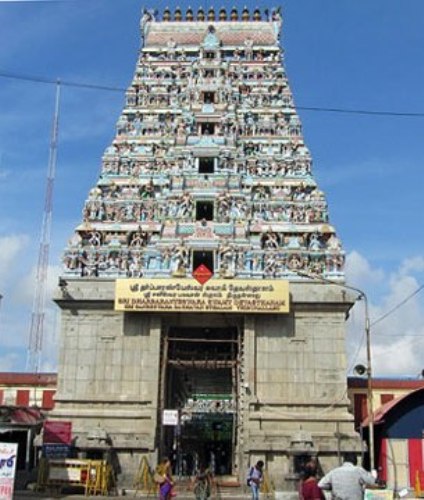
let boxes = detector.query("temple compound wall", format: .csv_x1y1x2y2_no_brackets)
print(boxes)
53,7,361,491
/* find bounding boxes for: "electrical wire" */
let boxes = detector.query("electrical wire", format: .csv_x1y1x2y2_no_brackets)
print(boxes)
347,283,424,370
347,283,424,368
371,283,424,327
0,71,126,92
2,68,422,373
296,105,424,118
347,329,366,374
1,69,424,117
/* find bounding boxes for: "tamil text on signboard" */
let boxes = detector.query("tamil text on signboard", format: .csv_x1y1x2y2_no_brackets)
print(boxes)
115,279,289,314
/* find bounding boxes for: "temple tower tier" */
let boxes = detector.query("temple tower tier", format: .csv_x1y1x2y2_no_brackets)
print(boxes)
54,7,360,491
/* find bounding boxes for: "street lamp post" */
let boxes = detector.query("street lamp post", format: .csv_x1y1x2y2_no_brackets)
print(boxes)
293,271,375,471
363,294,375,472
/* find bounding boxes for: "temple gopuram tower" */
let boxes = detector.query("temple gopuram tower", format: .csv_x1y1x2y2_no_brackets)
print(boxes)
54,7,360,490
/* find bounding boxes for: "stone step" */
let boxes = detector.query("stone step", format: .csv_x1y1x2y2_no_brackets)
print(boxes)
172,476,245,497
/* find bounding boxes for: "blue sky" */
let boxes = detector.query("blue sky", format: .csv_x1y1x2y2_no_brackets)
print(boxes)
0,0,423,376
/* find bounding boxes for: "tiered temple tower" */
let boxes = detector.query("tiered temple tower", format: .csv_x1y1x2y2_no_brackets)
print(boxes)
54,7,360,490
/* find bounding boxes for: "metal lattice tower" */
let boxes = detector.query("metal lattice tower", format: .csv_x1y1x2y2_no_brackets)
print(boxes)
26,81,61,373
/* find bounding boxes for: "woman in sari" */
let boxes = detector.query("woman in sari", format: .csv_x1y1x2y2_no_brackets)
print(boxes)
155,457,175,499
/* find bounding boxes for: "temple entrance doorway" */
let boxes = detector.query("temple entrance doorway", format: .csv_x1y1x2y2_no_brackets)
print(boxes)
160,325,240,477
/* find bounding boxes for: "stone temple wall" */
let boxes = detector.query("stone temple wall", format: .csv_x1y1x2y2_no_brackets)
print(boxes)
54,279,359,489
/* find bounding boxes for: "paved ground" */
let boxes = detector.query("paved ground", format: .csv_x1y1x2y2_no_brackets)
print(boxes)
13,490,422,500
14,488,254,499
15,493,252,499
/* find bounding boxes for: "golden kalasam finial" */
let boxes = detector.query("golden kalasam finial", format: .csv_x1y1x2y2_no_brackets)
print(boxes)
174,7,182,21
197,7,205,21
163,7,171,21
207,7,216,21
230,6,238,21
253,8,261,21
219,7,227,21
242,6,250,21
186,6,194,21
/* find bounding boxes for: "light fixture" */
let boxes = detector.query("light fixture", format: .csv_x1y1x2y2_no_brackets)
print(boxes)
354,364,367,376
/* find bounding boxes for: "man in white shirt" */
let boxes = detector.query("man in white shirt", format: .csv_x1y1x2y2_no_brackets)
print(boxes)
318,452,375,500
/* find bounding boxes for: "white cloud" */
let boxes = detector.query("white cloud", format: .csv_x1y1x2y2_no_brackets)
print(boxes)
0,234,29,286
345,250,424,377
400,256,424,276
0,232,59,371
8,263,61,370
372,335,424,377
345,250,384,287
13,263,61,305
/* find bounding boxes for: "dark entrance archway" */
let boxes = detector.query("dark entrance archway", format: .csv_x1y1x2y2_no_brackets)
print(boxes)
159,325,240,476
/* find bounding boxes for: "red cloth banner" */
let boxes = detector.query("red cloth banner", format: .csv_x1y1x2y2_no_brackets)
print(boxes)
43,421,72,445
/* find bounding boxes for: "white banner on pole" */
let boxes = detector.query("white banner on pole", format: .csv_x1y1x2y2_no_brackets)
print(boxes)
162,409,179,426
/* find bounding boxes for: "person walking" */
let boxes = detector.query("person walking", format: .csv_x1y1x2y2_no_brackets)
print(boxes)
247,460,264,500
318,452,375,500
192,464,213,500
155,457,175,500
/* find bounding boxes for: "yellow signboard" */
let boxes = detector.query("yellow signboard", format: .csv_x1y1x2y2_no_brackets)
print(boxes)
115,279,289,314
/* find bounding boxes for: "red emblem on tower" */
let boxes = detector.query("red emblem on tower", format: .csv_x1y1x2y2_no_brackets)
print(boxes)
193,264,213,285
